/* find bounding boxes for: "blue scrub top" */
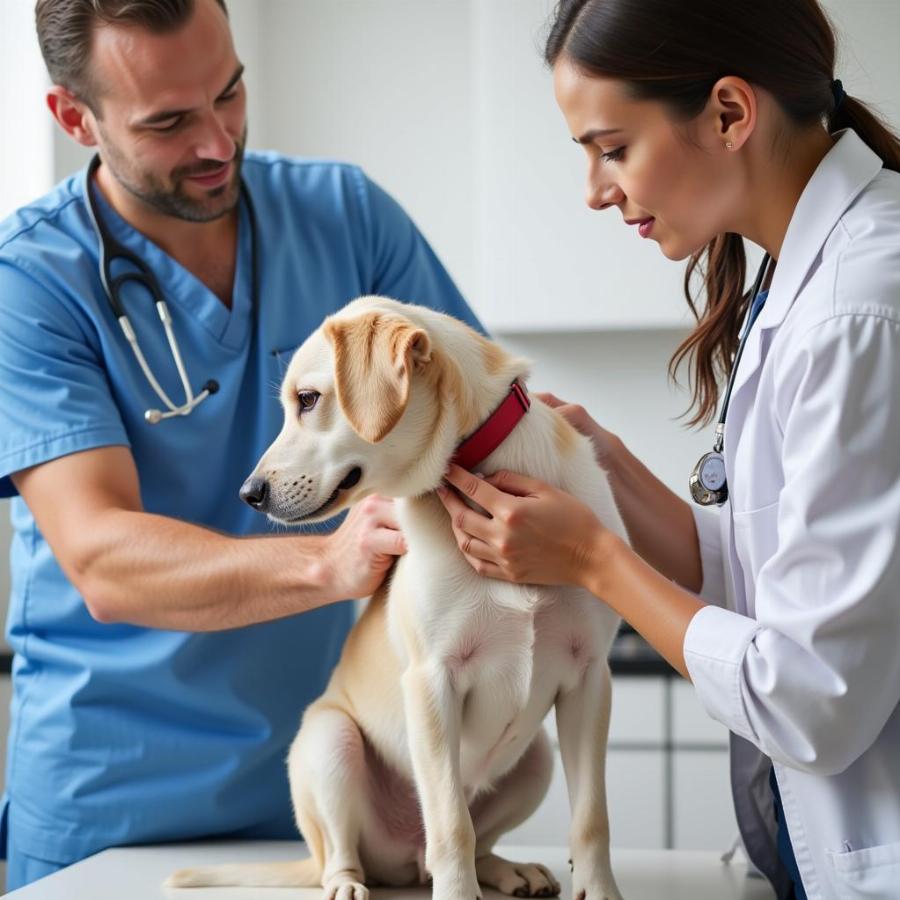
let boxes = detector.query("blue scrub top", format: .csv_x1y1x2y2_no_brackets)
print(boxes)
0,152,480,864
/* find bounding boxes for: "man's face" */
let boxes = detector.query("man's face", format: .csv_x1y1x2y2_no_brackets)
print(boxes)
85,0,248,223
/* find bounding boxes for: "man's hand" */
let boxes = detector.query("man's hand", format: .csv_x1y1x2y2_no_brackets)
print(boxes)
322,496,408,599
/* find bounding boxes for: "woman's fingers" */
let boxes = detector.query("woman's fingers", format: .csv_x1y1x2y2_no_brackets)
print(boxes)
442,464,509,514
437,481,493,533
535,391,565,408
486,469,545,498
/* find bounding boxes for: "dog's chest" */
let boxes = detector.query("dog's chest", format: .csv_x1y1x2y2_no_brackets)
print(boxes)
450,583,606,694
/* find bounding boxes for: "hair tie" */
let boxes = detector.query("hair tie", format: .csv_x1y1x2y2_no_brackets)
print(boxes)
831,78,847,111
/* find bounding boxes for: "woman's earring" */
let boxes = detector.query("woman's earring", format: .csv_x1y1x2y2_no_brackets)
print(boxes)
726,141,735,151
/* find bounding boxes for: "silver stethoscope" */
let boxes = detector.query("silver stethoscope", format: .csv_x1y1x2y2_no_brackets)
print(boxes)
690,252,773,506
84,154,259,424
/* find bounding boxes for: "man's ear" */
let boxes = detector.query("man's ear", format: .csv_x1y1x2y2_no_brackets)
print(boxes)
46,87,98,147
323,311,432,443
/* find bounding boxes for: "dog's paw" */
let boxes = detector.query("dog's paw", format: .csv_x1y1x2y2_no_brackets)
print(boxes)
430,863,482,900
476,854,561,898
572,877,625,900
323,875,369,900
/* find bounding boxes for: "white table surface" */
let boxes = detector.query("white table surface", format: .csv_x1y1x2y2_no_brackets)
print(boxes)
6,841,776,900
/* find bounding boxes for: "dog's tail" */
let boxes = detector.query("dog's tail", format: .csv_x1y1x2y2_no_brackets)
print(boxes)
164,855,321,888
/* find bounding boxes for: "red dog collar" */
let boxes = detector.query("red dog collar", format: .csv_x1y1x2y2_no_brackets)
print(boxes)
450,380,530,470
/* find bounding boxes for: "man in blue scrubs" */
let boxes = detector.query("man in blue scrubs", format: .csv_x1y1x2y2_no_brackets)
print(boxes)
0,0,480,890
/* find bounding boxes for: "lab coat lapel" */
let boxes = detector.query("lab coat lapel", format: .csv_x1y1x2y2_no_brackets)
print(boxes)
724,131,883,456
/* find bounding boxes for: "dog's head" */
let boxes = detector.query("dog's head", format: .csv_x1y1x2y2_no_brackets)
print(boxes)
240,297,523,525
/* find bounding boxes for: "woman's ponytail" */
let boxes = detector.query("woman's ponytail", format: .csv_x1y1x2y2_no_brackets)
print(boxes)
669,234,748,427
829,87,900,172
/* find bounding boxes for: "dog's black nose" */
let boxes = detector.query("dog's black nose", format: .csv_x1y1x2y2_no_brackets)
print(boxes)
240,475,270,511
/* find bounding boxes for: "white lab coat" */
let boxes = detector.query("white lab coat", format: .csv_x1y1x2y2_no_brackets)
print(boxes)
685,129,900,900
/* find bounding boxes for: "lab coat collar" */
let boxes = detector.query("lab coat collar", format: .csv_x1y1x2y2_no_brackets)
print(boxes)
728,130,883,404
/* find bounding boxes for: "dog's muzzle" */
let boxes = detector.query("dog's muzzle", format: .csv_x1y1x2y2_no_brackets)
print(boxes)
239,475,269,511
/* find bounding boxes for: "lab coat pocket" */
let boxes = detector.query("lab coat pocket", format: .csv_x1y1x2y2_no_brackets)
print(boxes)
826,840,900,898
731,500,780,611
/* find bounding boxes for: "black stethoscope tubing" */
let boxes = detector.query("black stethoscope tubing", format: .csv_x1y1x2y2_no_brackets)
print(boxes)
83,153,258,422
714,251,772,448
690,251,773,505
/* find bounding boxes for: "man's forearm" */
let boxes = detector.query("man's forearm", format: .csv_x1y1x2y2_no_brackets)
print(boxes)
74,509,340,630
604,439,703,593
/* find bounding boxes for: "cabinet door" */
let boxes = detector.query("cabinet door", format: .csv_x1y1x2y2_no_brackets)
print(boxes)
506,679,666,849
673,751,737,851
472,0,691,332
501,746,665,849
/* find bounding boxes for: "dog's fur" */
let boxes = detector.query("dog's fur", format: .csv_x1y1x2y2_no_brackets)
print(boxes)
167,298,626,900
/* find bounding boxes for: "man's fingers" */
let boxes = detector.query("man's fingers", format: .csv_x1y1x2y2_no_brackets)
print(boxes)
358,494,401,528
369,526,407,557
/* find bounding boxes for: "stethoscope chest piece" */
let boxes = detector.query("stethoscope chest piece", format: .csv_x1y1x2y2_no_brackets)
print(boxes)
690,449,728,506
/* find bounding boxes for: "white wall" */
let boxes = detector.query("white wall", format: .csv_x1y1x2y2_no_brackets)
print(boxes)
0,0,898,862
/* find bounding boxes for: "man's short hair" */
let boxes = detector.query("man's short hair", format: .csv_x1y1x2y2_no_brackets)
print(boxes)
35,0,229,112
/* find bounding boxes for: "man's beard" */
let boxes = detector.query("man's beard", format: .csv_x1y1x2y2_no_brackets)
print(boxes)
100,126,247,223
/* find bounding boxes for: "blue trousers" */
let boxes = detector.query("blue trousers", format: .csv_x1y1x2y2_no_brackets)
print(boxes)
770,766,807,900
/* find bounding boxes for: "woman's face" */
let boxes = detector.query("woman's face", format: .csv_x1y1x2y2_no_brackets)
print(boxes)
553,59,741,261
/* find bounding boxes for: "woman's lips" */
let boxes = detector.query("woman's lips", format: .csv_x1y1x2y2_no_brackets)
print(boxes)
638,217,655,238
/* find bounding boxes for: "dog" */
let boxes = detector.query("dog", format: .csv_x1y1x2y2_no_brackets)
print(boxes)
166,297,627,900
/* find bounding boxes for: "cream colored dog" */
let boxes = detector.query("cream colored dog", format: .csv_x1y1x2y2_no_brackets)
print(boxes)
167,297,626,900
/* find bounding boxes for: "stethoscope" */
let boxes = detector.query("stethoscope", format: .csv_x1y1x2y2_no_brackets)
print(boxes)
83,154,259,424
690,252,773,506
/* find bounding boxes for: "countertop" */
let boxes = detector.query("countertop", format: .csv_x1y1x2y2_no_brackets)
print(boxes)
7,841,775,899
0,625,676,678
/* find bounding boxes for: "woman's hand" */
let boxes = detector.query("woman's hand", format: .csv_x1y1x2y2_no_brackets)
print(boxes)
436,463,620,586
536,393,622,470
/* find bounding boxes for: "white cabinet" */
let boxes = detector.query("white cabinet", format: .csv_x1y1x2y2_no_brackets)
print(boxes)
505,677,737,852
254,0,900,335
673,751,738,851
257,0,693,335
471,0,692,333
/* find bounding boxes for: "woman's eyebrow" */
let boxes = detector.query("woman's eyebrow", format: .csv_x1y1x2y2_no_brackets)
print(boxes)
572,127,623,144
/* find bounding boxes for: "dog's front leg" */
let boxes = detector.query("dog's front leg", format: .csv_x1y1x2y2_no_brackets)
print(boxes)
556,661,624,900
401,661,481,900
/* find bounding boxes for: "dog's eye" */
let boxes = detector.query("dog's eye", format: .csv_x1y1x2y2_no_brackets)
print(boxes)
297,390,320,414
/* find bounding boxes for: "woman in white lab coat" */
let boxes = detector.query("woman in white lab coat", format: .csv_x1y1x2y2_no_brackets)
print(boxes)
437,1,900,898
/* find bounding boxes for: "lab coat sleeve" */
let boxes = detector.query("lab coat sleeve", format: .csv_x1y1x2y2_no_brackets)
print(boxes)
692,505,728,606
684,311,900,776
354,170,486,334
0,260,129,499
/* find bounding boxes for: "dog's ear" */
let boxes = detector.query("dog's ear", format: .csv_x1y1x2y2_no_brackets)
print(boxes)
324,311,432,443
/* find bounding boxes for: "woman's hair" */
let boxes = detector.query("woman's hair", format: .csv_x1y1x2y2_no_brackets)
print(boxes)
35,0,228,114
545,0,900,426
